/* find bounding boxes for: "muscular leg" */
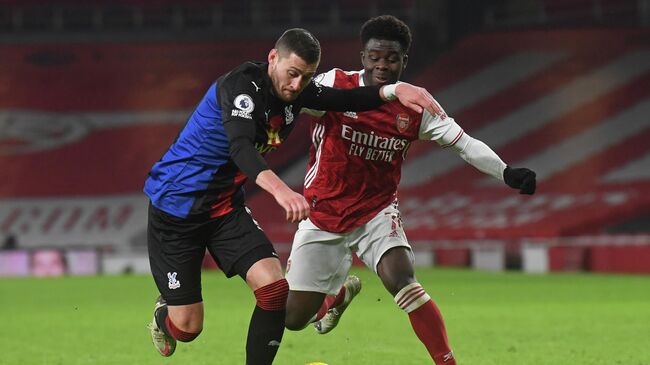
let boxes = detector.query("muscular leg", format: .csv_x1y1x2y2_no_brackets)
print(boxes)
147,202,206,350
377,246,416,296
377,247,456,365
244,257,289,365
284,223,354,333
285,290,327,331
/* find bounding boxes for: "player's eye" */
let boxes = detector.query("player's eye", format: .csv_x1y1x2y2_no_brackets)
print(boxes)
288,70,299,78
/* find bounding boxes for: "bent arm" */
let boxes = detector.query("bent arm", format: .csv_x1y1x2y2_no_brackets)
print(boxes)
222,118,269,180
256,169,310,223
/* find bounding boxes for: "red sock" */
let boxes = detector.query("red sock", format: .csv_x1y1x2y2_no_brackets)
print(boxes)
315,286,347,321
165,316,201,342
395,283,455,365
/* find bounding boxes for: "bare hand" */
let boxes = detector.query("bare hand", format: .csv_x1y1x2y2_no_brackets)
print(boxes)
255,169,310,223
274,188,310,223
395,83,444,116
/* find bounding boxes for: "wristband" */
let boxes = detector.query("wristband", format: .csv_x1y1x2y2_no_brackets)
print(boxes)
382,83,398,101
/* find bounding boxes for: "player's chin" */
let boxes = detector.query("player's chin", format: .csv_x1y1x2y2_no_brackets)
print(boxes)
372,74,393,85
374,77,390,85
280,91,298,102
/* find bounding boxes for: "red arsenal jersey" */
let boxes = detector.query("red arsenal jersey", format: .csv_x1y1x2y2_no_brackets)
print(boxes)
303,69,464,233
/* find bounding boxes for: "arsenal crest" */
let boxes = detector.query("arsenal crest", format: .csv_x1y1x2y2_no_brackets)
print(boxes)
396,113,410,133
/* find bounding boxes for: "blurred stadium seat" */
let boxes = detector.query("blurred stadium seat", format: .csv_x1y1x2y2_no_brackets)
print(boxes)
1,0,649,275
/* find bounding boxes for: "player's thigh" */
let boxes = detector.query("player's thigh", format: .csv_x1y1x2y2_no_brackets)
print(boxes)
147,203,208,305
285,218,351,296
376,246,416,296
353,203,414,273
206,206,280,282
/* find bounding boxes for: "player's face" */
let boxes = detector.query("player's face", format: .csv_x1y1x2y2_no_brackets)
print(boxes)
268,48,319,102
361,38,408,86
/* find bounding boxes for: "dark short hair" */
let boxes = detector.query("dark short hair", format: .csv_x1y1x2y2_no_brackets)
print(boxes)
275,28,321,65
360,15,411,53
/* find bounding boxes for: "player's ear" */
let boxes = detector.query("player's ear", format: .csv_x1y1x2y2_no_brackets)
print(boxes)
360,50,365,64
402,54,409,70
268,48,278,65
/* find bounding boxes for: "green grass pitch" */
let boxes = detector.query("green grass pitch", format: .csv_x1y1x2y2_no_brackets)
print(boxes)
1,268,649,365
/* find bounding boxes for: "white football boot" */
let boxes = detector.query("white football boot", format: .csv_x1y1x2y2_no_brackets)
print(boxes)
314,275,362,334
147,296,177,357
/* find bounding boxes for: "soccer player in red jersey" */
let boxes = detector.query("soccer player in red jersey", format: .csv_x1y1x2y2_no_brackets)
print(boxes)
283,16,536,364
144,27,441,365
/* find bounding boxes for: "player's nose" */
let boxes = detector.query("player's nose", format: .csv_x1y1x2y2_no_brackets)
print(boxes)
375,59,389,70
288,77,302,91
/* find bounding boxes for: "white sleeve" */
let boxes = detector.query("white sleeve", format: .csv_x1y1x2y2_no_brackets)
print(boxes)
418,110,464,147
300,68,338,117
419,111,506,181
450,133,507,181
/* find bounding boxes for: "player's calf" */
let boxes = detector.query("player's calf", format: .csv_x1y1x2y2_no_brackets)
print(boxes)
148,295,203,357
285,290,329,331
395,283,456,365
246,278,289,365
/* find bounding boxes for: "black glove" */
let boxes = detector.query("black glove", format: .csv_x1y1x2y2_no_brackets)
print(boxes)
503,166,536,195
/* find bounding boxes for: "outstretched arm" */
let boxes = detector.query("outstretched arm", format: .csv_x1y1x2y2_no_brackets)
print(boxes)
381,83,443,116
300,80,443,116
450,134,536,194
503,166,537,195
420,110,537,195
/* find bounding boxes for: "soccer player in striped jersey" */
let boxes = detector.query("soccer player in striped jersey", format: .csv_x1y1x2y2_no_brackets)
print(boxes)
283,16,536,365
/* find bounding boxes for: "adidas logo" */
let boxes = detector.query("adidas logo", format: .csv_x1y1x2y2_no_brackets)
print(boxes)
343,111,358,119
443,351,454,362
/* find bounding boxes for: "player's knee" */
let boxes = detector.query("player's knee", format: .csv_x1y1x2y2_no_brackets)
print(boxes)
178,320,203,336
168,308,204,334
382,273,416,297
393,282,431,313
254,278,289,311
378,248,416,296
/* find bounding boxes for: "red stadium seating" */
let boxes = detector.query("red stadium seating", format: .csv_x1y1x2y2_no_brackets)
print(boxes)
251,29,650,245
2,30,650,274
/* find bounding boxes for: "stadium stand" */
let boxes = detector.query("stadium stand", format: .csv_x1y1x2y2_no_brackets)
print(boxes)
0,39,360,271
2,1,650,275
251,29,650,272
